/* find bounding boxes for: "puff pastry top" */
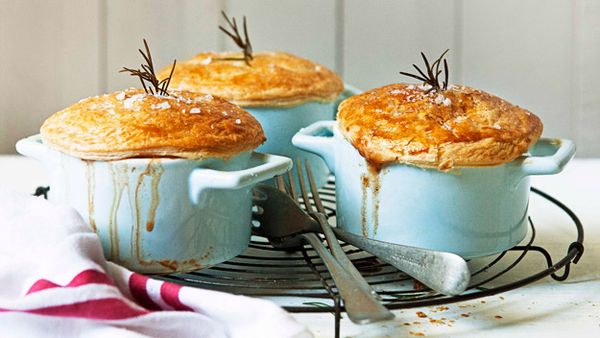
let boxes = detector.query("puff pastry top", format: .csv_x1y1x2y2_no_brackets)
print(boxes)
40,88,266,160
157,51,344,107
337,84,543,170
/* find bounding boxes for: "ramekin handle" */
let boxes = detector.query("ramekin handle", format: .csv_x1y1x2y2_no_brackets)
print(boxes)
16,134,48,161
189,152,292,204
292,121,337,174
518,138,575,176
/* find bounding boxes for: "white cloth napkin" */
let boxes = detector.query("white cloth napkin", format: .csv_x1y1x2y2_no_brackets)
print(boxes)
0,188,312,338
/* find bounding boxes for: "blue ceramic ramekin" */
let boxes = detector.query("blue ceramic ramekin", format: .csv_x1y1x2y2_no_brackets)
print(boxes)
248,85,361,187
293,121,575,258
17,135,291,274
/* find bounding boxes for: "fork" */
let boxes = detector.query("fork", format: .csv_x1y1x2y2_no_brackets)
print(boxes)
285,161,385,300
266,162,394,324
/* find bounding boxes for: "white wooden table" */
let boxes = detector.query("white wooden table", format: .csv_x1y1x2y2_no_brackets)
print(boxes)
1,155,599,337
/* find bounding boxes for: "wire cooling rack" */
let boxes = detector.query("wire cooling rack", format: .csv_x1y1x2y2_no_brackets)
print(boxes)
34,181,584,338
149,180,584,338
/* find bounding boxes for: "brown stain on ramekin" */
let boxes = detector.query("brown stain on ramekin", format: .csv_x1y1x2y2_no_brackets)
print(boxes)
133,169,143,261
84,160,97,232
108,162,129,260
360,161,383,237
368,162,382,236
133,160,164,265
360,173,370,237
146,161,163,232
157,258,206,273
158,259,179,271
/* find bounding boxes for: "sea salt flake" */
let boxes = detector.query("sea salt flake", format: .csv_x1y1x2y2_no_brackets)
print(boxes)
200,57,212,65
155,102,170,110
235,119,241,124
194,94,212,102
123,99,134,109
190,108,201,114
222,111,228,116
154,94,175,100
454,116,467,123
390,89,403,95
418,84,433,91
443,98,452,106
434,94,445,104
315,65,322,71
116,92,126,101
407,85,415,90
123,94,144,109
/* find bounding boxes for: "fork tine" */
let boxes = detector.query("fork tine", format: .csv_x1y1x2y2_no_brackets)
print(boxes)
275,175,287,192
304,160,326,214
286,170,299,202
296,159,315,213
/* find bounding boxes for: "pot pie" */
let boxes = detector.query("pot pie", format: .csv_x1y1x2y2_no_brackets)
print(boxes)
40,88,266,160
337,83,543,170
157,51,344,107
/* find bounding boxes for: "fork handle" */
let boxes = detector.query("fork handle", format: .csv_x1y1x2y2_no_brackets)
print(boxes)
300,233,394,324
312,213,381,299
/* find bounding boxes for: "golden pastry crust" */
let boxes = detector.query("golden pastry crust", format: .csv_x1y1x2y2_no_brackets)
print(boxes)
337,84,543,170
157,51,344,107
40,88,266,160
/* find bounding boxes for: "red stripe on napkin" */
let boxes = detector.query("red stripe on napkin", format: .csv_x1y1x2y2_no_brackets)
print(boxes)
128,273,162,311
27,270,114,295
0,298,149,319
160,282,193,312
66,269,113,287
26,280,59,294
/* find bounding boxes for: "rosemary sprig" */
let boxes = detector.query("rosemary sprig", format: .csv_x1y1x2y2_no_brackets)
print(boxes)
216,11,253,66
120,39,176,96
400,49,450,93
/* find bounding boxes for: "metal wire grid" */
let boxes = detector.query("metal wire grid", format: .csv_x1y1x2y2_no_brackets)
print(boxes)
150,180,584,337
33,182,584,338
